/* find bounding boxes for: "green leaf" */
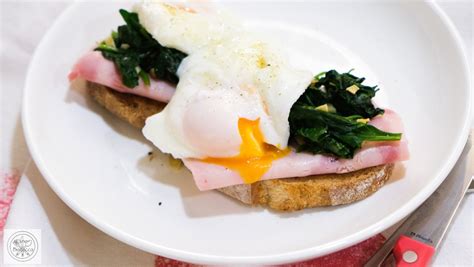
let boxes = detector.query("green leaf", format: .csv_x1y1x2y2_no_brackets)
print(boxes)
95,9,187,88
138,70,150,86
296,70,384,118
289,105,401,158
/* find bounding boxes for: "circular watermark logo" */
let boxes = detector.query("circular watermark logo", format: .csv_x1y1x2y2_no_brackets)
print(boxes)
7,231,38,262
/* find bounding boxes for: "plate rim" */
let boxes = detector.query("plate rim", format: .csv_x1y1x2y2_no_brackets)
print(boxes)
21,1,471,265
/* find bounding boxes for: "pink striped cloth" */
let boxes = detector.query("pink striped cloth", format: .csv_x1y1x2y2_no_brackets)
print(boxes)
0,170,20,236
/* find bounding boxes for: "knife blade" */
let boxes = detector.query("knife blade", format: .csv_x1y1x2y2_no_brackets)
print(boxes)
467,178,474,193
365,133,473,267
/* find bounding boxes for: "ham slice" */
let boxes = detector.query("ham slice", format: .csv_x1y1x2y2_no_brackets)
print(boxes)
68,51,176,103
183,110,409,191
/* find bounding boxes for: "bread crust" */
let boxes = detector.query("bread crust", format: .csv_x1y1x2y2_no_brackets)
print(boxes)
250,164,393,211
88,82,165,128
87,82,393,211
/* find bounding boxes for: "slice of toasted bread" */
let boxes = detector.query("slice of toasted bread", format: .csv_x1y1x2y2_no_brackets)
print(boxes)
87,82,394,211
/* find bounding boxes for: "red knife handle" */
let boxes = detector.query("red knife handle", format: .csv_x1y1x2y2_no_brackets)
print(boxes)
393,235,435,267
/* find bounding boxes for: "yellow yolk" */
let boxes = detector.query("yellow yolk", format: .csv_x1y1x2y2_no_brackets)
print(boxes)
203,118,290,184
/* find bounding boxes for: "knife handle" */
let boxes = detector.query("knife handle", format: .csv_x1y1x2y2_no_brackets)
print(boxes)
393,235,435,266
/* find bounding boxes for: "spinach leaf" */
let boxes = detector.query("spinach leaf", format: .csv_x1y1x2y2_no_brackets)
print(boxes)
289,105,401,158
297,70,384,118
95,9,187,88
289,70,401,158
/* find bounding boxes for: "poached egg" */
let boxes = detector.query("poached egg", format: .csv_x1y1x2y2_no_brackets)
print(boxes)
138,1,313,183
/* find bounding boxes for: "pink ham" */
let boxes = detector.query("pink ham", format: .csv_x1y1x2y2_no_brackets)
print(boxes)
68,51,176,103
183,109,409,191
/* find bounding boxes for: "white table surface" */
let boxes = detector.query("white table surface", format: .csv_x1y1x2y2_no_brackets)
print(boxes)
1,1,472,266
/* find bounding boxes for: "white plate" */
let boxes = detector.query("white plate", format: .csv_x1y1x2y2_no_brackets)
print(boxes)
22,1,471,265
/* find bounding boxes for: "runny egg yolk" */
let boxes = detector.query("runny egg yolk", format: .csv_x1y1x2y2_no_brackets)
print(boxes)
203,118,290,184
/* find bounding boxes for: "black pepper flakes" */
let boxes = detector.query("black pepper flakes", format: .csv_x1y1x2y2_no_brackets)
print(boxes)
148,151,155,162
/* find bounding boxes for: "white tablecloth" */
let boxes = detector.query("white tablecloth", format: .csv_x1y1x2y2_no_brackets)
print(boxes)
1,1,472,265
